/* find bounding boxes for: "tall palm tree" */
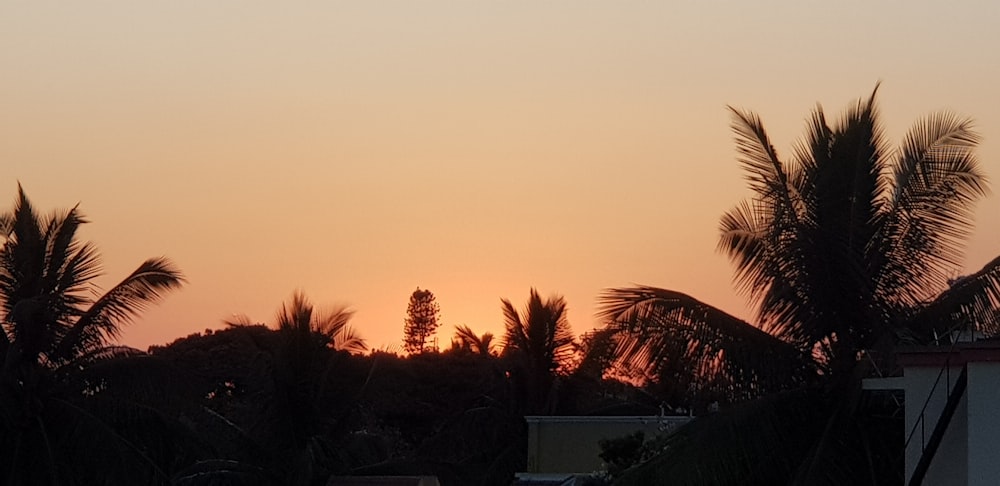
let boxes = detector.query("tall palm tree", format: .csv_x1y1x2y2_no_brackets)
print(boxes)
0,186,185,484
221,291,367,485
501,289,575,415
600,87,1000,484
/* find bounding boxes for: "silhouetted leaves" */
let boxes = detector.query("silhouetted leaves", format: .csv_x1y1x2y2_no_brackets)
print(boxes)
601,89,997,484
0,186,186,484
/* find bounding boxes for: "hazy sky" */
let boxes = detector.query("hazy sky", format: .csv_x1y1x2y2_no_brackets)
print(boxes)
3,2,999,350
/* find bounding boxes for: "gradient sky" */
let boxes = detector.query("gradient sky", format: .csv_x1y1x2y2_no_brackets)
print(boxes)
2,2,999,351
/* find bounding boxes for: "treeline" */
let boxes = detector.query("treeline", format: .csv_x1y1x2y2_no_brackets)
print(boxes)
0,186,655,485
7,87,1000,485
145,321,652,485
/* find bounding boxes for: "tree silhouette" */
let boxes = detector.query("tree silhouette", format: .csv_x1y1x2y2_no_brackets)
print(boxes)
214,291,369,484
601,87,1000,484
273,290,366,354
0,185,185,484
501,288,575,415
403,287,440,354
451,324,497,356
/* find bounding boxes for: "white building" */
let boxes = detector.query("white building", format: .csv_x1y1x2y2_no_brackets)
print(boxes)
866,340,1000,486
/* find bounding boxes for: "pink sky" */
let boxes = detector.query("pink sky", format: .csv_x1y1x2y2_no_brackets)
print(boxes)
3,2,999,351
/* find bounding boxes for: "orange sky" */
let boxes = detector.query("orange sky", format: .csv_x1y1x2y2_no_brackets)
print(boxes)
2,2,999,351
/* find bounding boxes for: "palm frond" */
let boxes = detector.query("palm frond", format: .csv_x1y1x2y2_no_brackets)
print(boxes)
599,286,816,404
502,289,575,371
719,199,789,322
727,106,798,225
572,327,619,380
40,205,87,291
55,257,184,362
876,112,987,307
907,255,1000,340
791,104,832,177
500,298,527,352
454,324,496,356
65,345,148,368
319,309,366,354
224,313,261,327
0,211,12,237
52,241,103,310
1,186,45,318
722,106,830,346
454,324,478,348
274,291,366,353
276,290,313,333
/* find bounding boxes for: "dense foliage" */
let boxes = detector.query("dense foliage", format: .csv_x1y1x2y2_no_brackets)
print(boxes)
601,87,1000,484
0,186,186,484
4,88,997,486
0,195,652,486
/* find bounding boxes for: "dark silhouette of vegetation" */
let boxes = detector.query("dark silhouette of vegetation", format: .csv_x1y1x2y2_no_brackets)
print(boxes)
501,288,575,415
403,287,441,354
228,290,367,354
0,186,185,484
149,288,657,486
597,431,647,481
601,86,1000,484
0,185,671,485
451,324,496,356
8,87,992,486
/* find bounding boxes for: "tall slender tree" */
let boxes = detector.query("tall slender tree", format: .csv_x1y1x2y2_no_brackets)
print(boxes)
213,291,368,484
0,186,185,484
601,87,1000,484
501,289,575,414
403,287,440,354
262,291,365,484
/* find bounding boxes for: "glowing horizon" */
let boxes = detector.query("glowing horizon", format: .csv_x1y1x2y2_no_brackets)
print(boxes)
3,2,999,351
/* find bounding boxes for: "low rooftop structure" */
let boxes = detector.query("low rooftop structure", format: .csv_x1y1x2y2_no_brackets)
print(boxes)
523,415,691,476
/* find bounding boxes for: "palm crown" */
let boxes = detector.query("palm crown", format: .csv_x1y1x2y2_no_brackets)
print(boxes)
600,87,1000,485
0,186,184,371
0,186,185,484
602,86,1000,406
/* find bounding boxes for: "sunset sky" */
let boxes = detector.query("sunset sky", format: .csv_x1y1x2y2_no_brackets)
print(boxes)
2,2,999,351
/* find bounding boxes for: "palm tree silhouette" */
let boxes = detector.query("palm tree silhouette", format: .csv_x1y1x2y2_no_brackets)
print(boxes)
220,291,367,485
452,324,497,356
274,290,366,354
501,289,575,415
601,87,1000,484
0,186,184,484
226,290,366,354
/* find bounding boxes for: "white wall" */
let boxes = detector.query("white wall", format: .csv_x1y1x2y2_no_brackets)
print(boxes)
966,362,1000,486
903,364,966,484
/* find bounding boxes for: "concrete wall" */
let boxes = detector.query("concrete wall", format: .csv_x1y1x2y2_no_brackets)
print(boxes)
903,364,966,485
966,362,1000,486
902,359,1000,486
525,416,690,474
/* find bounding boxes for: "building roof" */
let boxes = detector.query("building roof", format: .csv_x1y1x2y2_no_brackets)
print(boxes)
896,340,1000,367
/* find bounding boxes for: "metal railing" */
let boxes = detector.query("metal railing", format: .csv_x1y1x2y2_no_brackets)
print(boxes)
898,326,974,485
